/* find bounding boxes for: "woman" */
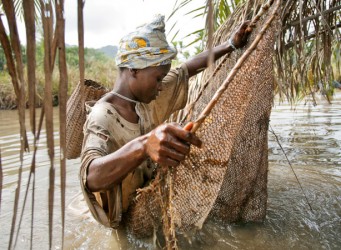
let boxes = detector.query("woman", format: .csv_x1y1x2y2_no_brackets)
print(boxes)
80,14,252,229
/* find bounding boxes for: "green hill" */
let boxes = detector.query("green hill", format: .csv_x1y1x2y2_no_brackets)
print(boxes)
97,45,118,58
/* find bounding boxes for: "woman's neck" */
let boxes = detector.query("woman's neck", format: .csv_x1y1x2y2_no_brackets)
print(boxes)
106,92,139,124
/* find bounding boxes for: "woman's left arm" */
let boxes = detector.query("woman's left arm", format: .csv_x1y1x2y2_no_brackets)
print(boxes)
185,21,252,78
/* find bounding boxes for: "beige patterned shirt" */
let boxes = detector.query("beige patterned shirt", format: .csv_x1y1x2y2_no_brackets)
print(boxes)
80,64,189,228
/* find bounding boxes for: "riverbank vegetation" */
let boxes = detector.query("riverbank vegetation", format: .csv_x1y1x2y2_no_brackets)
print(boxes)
0,43,116,109
169,0,341,104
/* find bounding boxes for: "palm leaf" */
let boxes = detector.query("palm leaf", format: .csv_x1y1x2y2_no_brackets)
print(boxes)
169,0,341,102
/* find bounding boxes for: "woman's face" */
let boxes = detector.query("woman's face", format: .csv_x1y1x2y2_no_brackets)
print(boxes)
133,64,171,103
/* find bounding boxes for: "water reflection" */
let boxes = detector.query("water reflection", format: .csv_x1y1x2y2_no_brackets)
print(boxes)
0,93,340,249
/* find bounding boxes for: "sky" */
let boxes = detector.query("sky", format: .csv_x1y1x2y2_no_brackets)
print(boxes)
7,0,204,49
59,0,204,49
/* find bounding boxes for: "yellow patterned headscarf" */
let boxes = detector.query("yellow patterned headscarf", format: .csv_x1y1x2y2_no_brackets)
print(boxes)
115,14,177,69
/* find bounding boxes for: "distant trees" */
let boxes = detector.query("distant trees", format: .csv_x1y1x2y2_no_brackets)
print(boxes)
0,42,114,71
0,42,116,99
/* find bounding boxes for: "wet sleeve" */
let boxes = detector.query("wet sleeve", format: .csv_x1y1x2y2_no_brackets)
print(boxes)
79,109,122,228
80,149,113,227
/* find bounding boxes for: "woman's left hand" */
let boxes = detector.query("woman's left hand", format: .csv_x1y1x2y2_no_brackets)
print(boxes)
230,21,253,49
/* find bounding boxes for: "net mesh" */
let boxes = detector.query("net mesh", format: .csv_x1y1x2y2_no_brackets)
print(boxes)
124,0,280,243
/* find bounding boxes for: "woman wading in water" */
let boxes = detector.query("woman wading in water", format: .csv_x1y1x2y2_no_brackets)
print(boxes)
80,14,252,233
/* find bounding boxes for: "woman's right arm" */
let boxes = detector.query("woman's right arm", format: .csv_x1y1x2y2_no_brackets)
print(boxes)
86,123,202,192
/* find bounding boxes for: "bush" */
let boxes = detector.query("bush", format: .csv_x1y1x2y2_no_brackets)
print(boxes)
0,44,117,109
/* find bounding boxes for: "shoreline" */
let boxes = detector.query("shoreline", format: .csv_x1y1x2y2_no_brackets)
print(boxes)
0,92,60,110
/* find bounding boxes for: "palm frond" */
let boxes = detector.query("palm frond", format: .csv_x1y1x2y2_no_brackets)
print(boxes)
277,0,341,102
169,0,341,103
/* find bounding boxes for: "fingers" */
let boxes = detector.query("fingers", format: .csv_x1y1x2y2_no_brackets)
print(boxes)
240,20,251,30
241,20,253,39
183,121,194,131
169,123,202,148
159,123,202,152
145,123,202,167
237,20,252,37
159,143,188,166
231,20,253,49
245,25,253,33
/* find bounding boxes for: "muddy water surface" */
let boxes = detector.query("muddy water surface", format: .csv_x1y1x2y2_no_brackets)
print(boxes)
0,92,340,249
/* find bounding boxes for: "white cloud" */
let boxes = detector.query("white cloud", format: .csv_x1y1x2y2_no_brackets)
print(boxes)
6,0,205,49
65,0,180,48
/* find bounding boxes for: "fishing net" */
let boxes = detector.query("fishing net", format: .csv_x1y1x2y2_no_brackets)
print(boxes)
66,79,107,159
124,0,281,246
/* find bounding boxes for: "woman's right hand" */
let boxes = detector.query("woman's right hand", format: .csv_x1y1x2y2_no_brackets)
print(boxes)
144,123,202,167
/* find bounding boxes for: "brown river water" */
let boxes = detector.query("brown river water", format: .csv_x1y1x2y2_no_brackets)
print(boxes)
0,92,340,250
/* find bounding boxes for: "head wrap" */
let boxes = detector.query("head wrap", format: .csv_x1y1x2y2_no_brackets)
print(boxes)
115,14,177,69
